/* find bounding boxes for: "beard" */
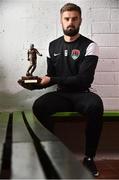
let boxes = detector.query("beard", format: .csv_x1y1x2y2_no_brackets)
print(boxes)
63,26,79,37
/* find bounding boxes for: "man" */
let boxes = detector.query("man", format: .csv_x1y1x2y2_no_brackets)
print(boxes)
26,44,42,76
19,3,103,177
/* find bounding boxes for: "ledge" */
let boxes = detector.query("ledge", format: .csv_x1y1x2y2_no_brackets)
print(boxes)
53,111,119,117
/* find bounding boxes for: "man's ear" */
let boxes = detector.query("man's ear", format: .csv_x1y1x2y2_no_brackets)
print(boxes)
60,15,62,25
80,17,82,26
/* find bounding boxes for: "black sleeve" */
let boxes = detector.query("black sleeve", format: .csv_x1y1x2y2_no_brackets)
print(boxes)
47,57,56,77
50,55,98,89
40,57,56,88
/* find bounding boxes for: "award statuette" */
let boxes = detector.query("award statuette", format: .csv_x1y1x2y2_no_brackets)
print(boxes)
18,44,42,89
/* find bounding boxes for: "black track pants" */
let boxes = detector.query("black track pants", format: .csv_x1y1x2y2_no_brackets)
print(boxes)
32,91,104,158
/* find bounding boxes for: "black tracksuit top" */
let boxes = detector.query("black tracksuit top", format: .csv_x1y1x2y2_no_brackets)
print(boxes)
47,34,98,92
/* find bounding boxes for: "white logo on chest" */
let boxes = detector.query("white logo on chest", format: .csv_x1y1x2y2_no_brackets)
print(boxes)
54,53,61,56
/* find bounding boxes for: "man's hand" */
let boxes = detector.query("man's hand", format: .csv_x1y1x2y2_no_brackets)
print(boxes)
40,76,51,85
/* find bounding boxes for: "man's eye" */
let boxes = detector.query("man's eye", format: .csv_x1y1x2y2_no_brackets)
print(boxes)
73,17,78,21
65,18,69,21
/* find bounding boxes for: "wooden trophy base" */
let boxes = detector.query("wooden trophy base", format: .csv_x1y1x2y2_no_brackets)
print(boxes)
22,76,40,83
18,76,42,90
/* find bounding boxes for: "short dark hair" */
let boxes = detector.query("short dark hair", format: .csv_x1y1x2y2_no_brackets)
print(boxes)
60,3,81,16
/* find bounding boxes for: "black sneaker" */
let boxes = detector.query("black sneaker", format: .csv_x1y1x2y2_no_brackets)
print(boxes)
83,157,99,177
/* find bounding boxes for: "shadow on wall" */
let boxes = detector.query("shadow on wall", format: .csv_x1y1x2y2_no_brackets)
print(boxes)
0,87,56,112
0,86,56,113
0,62,56,112
0,63,7,90
0,63,37,111
0,90,34,112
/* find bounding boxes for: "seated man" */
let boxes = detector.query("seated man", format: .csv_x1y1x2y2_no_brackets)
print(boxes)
19,3,104,177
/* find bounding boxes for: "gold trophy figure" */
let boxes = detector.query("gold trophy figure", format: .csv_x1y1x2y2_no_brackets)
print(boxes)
18,44,42,89
26,44,42,76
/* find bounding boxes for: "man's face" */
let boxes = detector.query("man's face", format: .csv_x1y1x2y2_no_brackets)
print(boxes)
61,11,82,37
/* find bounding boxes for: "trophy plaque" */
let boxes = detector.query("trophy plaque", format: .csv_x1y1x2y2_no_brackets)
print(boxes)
21,76,39,84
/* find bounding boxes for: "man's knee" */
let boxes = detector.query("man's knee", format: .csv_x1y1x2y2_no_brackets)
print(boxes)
32,94,54,118
32,97,55,132
32,99,38,115
87,95,104,116
32,98,44,117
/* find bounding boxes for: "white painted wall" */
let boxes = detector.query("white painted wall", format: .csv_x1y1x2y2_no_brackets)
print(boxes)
0,0,119,111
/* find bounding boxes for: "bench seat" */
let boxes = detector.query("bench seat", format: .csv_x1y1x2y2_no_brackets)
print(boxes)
0,111,93,179
53,111,119,117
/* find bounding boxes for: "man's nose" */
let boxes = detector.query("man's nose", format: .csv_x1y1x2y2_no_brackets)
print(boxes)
68,19,74,26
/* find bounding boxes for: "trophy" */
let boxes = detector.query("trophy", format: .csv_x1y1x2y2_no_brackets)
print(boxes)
18,44,42,89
